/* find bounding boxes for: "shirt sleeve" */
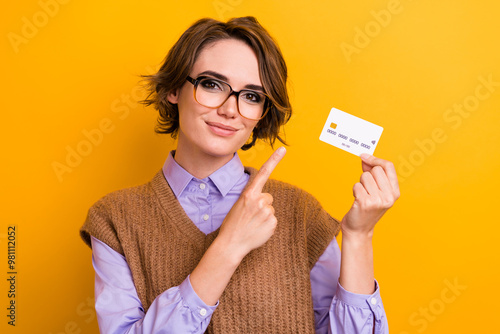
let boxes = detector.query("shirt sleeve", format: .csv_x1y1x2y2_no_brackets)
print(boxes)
310,237,389,334
90,236,217,334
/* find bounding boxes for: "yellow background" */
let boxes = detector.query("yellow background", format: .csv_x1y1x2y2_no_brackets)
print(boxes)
2,0,499,333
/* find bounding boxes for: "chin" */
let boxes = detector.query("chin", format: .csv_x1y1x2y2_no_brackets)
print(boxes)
203,143,241,158
179,126,251,160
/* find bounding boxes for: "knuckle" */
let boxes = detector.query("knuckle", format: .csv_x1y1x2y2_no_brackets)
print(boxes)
262,198,274,212
360,171,371,182
352,182,363,197
268,194,274,205
269,216,278,228
242,191,253,202
394,189,401,199
361,196,381,210
259,166,269,177
264,206,274,216
257,199,266,209
371,197,383,209
382,198,394,209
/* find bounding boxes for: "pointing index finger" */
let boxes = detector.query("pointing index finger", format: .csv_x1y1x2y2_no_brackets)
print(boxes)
248,147,286,193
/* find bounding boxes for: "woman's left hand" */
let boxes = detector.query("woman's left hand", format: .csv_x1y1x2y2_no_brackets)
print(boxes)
341,154,400,239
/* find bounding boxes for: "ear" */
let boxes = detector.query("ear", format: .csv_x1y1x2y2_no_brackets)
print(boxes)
166,88,180,104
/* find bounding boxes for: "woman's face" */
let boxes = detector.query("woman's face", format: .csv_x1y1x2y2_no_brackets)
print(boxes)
168,38,262,161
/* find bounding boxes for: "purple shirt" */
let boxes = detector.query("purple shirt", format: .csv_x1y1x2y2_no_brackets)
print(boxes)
90,152,388,333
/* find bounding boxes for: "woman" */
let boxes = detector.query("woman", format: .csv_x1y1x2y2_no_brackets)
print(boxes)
80,16,399,333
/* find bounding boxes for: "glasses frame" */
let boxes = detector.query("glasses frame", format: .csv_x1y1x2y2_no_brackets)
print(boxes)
186,76,270,121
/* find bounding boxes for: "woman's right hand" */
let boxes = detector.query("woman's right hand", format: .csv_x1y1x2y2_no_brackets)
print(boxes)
190,147,286,306
217,146,286,262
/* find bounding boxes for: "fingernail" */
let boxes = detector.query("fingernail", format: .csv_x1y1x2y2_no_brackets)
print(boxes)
278,146,286,154
360,153,370,160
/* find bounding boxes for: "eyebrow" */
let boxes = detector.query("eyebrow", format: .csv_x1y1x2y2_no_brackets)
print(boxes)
197,70,265,92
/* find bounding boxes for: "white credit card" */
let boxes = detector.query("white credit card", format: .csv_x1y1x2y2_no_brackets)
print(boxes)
319,107,383,156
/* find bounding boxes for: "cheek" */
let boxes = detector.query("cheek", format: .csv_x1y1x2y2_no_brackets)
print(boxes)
177,106,197,136
176,83,199,111
241,120,257,135
177,95,207,128
248,120,259,132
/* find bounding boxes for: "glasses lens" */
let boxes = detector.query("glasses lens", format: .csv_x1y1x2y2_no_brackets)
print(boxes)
195,77,267,120
238,90,267,120
196,78,230,108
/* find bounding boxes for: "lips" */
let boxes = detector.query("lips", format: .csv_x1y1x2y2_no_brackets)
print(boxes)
206,122,238,137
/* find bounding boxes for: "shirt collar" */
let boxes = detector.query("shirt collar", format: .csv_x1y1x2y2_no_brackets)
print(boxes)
162,151,245,198
209,152,245,197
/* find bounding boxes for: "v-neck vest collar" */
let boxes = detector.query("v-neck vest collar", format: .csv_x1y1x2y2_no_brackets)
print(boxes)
149,167,258,250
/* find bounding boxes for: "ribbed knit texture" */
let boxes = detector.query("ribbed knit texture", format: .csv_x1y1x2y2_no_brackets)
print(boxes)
80,167,340,333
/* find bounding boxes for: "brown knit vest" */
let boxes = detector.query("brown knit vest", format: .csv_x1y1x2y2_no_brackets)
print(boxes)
80,167,340,333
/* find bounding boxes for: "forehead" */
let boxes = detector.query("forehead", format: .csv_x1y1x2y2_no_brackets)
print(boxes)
192,39,261,86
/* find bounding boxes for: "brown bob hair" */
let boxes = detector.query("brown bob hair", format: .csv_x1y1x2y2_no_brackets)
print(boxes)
140,16,292,150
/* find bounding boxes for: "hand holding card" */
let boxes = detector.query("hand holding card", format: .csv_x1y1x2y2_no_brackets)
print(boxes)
318,107,398,234
341,153,400,237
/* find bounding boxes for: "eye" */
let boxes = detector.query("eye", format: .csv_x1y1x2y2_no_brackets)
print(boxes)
241,91,263,104
200,78,224,92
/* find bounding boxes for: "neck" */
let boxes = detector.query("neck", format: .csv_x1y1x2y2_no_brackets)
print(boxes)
174,143,234,180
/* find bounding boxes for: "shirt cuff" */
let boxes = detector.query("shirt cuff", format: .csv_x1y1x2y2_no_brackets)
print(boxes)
178,275,218,320
335,279,385,319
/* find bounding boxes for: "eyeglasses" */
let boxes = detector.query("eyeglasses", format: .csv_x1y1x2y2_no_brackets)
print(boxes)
186,76,270,121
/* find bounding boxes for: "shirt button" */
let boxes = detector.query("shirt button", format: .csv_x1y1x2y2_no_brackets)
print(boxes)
203,214,209,221
370,297,377,305
199,308,207,316
199,183,206,190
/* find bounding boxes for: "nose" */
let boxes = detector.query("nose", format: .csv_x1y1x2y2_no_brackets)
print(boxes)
217,92,239,118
